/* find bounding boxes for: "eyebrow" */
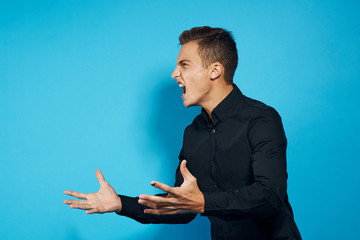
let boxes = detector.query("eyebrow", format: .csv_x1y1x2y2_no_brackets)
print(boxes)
178,59,191,65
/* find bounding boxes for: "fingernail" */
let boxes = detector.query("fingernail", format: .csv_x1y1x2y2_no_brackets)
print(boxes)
151,182,156,186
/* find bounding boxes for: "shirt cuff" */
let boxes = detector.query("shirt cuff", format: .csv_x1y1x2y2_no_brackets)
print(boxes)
201,191,227,216
115,195,139,217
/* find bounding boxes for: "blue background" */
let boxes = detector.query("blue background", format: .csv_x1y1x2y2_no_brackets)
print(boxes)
1,0,359,239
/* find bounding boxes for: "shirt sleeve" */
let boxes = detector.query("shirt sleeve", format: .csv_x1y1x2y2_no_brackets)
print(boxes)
202,108,288,217
115,151,197,224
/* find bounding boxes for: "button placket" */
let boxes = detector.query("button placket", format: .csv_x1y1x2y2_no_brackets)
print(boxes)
210,127,217,189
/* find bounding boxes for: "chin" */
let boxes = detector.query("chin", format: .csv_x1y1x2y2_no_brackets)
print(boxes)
182,99,191,107
183,101,191,107
183,100,198,108
182,94,200,107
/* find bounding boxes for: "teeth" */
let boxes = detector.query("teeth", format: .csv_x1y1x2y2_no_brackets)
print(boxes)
179,84,184,87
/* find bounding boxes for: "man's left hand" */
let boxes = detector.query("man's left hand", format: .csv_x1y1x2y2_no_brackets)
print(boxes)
138,160,205,215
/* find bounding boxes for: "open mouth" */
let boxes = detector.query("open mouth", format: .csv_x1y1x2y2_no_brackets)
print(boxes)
179,84,186,95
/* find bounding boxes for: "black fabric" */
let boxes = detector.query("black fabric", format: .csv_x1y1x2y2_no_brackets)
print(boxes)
117,85,301,239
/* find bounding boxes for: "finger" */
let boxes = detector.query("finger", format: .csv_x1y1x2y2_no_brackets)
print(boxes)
180,160,194,181
144,208,177,215
63,199,87,205
96,169,106,185
150,181,176,195
144,208,188,215
69,203,92,210
64,190,87,200
139,194,177,205
138,199,180,209
86,209,98,214
138,199,159,209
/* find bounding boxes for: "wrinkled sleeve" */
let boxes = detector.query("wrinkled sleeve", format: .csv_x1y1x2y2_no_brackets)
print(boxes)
115,148,196,224
202,109,288,217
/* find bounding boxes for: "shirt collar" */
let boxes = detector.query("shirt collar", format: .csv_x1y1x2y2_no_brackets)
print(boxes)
201,84,244,127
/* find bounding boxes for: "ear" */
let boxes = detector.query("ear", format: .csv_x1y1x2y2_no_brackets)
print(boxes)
209,62,223,80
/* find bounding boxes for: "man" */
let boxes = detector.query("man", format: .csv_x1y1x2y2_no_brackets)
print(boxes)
64,26,302,239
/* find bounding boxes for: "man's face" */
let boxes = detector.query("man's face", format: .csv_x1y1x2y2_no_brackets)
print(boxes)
171,41,212,107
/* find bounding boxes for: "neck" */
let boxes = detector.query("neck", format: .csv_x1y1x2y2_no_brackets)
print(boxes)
202,83,234,122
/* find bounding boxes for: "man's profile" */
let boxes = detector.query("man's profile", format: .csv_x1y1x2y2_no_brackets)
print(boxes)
64,26,302,239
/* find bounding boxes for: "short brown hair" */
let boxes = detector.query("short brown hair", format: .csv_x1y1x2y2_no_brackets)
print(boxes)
179,26,238,84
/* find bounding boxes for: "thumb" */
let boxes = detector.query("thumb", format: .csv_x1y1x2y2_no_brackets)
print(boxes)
96,169,106,185
180,160,194,181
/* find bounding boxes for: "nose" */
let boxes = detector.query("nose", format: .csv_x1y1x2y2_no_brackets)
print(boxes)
171,66,180,79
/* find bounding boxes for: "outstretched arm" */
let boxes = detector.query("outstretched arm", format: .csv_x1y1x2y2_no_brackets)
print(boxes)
63,169,122,214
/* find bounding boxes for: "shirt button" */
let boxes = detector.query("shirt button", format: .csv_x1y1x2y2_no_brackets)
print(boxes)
212,129,216,134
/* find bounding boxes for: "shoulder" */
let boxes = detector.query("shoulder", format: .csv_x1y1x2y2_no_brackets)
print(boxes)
241,95,282,122
239,95,286,141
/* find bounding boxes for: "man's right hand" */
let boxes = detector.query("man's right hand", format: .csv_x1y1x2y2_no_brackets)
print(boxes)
63,169,122,214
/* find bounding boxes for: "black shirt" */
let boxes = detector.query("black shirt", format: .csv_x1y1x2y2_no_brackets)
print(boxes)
118,85,301,240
